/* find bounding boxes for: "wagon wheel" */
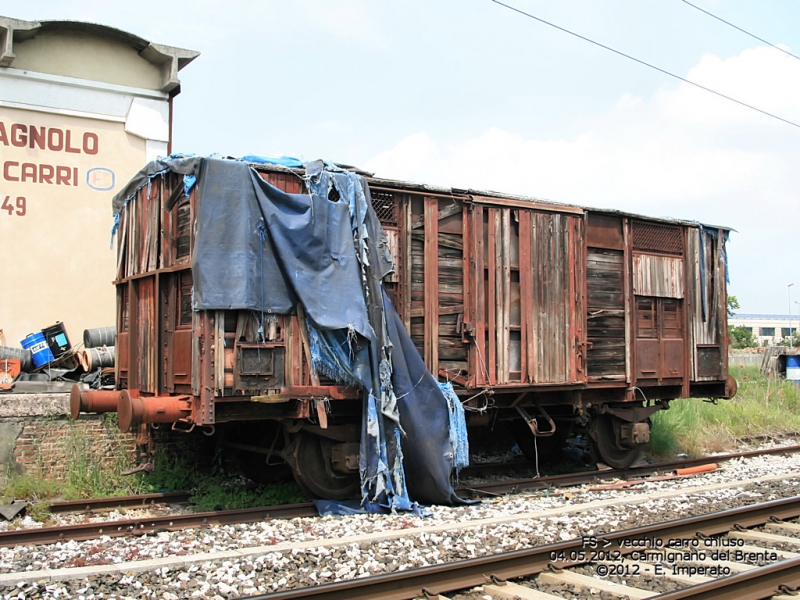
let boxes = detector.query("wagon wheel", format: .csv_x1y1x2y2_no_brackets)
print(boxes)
509,419,565,462
590,414,644,469
289,433,360,500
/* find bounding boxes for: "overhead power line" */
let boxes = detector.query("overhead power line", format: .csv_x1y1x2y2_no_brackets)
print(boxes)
490,0,800,130
681,0,800,63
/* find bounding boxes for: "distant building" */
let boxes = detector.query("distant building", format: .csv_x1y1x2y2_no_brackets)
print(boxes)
729,314,798,346
0,16,198,348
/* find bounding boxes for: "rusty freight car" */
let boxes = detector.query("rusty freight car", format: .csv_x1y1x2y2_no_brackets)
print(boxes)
71,156,735,501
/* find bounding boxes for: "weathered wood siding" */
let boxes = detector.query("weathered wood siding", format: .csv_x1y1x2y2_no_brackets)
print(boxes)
686,227,728,381
468,205,584,385
632,254,684,299
586,249,626,380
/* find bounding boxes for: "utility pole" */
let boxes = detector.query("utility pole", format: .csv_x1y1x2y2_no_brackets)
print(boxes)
790,283,795,348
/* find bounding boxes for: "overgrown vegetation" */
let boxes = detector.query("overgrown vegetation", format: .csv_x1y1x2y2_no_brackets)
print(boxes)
1,424,307,516
143,449,307,511
649,365,800,460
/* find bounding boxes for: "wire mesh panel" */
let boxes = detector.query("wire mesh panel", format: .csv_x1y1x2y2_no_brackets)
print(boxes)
632,221,683,255
371,190,398,226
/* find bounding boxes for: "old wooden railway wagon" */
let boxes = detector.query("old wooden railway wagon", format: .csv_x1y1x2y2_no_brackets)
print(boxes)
72,160,735,496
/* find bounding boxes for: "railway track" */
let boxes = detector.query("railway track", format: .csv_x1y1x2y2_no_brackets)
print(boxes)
458,443,800,498
4,444,798,548
241,495,800,600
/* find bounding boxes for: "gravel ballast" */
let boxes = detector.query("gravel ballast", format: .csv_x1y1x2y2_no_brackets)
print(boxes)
1,449,800,599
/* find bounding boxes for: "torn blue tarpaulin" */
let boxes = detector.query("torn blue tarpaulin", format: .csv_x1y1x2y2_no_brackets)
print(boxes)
314,499,429,517
111,156,472,509
240,154,304,168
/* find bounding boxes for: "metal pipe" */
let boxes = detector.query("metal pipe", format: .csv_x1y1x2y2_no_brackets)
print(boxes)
69,386,121,420
117,391,192,432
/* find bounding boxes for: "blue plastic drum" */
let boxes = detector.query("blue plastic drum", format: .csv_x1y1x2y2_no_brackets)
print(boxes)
20,332,54,369
787,355,800,386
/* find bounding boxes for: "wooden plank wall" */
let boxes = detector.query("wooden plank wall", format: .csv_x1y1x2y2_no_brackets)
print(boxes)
632,254,684,299
686,228,726,380
586,249,626,380
437,201,468,376
470,206,584,386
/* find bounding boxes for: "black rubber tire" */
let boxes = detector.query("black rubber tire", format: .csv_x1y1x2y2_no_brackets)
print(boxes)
290,433,360,500
590,414,643,469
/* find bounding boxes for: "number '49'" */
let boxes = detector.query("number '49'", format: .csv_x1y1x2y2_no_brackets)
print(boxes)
1,196,26,216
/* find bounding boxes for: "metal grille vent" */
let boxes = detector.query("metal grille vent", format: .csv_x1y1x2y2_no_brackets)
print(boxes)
371,191,398,225
632,222,683,255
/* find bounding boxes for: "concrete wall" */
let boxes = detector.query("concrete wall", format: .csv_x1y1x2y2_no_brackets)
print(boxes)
728,353,763,367
11,30,163,90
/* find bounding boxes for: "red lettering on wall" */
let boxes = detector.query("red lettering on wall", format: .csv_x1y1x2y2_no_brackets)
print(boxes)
11,124,26,148
65,131,80,154
1,121,101,155
2,161,80,186
39,164,54,184
20,163,37,183
47,129,64,152
83,132,99,155
3,161,19,182
56,166,71,185
29,126,46,150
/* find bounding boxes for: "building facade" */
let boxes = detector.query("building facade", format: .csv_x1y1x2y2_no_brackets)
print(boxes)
729,314,798,346
0,16,197,349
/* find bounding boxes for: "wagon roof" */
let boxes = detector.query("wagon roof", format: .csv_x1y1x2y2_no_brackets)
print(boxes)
249,161,735,233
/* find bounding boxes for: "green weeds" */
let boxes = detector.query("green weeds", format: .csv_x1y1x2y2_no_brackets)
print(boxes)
1,423,307,516
649,366,800,460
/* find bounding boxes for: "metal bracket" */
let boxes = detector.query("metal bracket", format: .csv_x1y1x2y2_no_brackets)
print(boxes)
171,419,196,434
514,404,556,437
121,462,154,476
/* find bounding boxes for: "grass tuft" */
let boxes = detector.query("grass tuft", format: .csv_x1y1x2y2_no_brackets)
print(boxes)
649,366,800,460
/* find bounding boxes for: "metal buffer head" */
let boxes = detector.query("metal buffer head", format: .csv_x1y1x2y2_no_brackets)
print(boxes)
69,386,122,420
117,391,191,432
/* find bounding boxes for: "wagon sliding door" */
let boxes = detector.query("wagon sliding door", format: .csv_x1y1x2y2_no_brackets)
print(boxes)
468,203,585,386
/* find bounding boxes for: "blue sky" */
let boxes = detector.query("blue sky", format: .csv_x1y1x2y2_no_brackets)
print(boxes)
6,0,800,314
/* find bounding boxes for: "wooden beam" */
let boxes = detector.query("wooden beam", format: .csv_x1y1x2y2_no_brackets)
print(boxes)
487,208,498,384
518,210,533,383
424,196,439,375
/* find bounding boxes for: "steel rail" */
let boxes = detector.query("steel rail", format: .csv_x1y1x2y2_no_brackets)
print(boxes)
458,443,800,497
48,492,191,514
240,495,800,600
0,502,317,547
650,555,800,599
4,444,798,548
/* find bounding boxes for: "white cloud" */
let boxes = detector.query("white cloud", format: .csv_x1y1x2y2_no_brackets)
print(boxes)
363,46,800,313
